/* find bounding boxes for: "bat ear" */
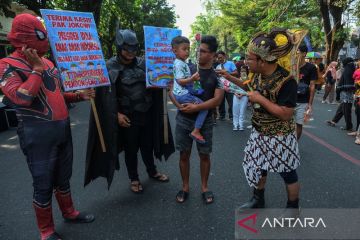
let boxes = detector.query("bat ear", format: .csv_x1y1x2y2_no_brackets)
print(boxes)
115,30,124,48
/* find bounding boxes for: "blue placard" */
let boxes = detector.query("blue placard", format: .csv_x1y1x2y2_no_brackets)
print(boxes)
144,26,181,88
40,9,110,91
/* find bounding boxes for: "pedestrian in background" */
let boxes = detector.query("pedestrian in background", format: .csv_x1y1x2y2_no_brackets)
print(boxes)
232,66,249,131
322,61,338,104
216,51,237,120
327,57,355,131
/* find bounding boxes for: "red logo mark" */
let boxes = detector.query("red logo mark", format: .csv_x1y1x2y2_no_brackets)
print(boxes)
237,213,258,233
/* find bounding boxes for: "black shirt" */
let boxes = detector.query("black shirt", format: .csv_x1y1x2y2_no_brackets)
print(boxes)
297,62,317,103
277,78,297,107
179,67,220,120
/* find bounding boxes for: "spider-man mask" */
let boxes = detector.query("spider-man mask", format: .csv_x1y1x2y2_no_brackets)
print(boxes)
7,13,49,56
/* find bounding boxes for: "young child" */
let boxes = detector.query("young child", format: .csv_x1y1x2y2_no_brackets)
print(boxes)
171,36,207,144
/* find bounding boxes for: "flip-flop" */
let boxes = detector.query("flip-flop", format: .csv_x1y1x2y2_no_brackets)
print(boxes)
189,133,206,144
347,131,358,136
202,191,214,204
150,173,169,182
130,181,143,194
176,190,189,203
326,120,336,127
340,127,353,131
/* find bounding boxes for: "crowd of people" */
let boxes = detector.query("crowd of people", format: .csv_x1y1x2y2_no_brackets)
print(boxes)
321,57,360,144
1,13,359,240
200,45,360,145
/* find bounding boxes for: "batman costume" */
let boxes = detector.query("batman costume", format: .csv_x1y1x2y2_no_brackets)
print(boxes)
84,29,175,189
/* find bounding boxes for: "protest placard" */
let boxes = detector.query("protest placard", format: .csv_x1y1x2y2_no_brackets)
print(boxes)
40,9,110,91
144,26,181,88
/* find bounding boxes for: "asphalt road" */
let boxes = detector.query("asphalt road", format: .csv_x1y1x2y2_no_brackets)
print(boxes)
0,91,359,240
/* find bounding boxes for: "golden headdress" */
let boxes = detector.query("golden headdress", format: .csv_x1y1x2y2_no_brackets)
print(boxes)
246,28,308,82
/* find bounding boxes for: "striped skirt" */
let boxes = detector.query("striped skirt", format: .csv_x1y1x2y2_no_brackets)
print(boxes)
243,128,300,188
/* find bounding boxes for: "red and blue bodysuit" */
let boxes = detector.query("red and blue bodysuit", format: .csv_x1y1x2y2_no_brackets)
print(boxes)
0,13,94,240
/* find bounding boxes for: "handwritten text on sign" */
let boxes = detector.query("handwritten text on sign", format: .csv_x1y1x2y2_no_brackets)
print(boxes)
144,26,181,88
40,9,110,91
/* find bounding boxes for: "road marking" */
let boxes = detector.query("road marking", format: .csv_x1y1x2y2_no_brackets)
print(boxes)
303,130,360,167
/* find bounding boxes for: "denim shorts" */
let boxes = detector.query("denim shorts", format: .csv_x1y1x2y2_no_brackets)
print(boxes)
294,103,307,125
175,113,213,154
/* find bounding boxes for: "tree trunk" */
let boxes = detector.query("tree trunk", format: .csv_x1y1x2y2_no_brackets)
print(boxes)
16,0,50,15
224,34,228,54
83,0,102,26
107,40,114,59
318,0,346,64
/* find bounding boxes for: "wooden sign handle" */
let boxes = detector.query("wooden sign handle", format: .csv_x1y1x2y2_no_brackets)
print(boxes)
90,98,106,152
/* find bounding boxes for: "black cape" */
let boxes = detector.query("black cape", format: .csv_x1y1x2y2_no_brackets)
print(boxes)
84,56,175,188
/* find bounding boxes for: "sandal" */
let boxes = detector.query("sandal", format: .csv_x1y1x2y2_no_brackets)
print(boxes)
150,173,169,182
347,131,358,136
202,191,214,204
189,133,206,144
176,190,189,203
130,181,143,193
340,127,353,131
326,120,336,127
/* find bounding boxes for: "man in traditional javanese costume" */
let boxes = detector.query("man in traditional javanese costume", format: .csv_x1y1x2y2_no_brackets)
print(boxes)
217,29,301,210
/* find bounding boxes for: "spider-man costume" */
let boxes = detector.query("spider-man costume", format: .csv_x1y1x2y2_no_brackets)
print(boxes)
0,14,94,240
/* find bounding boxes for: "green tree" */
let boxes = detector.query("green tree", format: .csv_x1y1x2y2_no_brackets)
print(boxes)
189,13,215,59
190,0,324,58
11,0,54,14
7,1,102,25
318,0,353,63
52,0,103,25
189,12,239,59
212,0,322,47
98,0,176,58
0,0,15,17
6,0,176,58
355,0,360,23
195,0,355,63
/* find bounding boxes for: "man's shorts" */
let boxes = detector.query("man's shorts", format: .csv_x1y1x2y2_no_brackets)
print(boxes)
294,103,307,125
175,113,213,155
